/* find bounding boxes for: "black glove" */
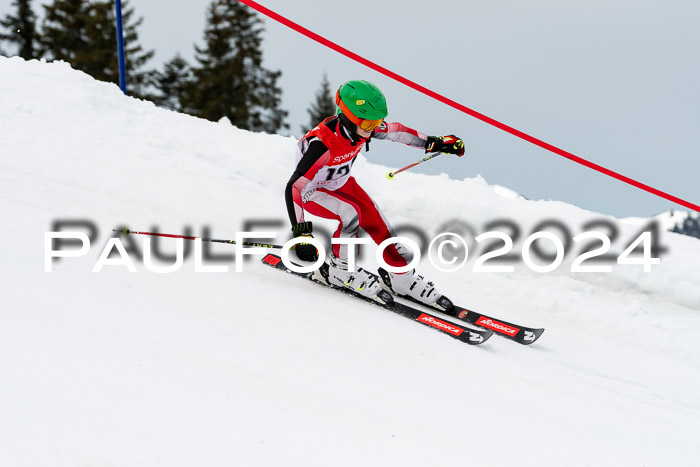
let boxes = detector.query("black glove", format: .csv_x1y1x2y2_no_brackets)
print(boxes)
291,221,318,262
426,135,465,157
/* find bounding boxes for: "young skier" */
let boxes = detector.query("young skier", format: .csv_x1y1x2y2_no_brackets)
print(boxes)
285,80,465,305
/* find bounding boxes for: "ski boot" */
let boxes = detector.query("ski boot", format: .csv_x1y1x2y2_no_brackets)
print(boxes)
318,255,383,299
378,268,455,314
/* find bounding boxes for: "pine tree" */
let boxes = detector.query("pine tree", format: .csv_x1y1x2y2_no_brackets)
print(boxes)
39,0,153,96
0,0,40,59
39,0,91,66
302,73,336,133
672,215,700,240
187,0,288,132
152,53,193,112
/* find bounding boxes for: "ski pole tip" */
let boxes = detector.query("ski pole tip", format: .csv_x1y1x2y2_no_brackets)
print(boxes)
386,172,395,180
121,227,130,236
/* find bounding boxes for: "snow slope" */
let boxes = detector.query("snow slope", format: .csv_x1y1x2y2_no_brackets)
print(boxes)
2,56,700,467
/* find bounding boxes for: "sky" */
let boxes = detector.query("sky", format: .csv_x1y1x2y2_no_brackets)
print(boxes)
2,0,699,218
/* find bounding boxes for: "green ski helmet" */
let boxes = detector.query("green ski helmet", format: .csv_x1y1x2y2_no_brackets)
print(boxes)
335,80,388,131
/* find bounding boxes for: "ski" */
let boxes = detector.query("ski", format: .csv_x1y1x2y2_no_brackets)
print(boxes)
451,306,544,345
261,254,492,346
391,295,543,345
376,270,544,345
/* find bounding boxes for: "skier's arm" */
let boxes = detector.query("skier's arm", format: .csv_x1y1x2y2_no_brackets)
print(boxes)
285,139,328,225
374,122,466,157
372,121,429,149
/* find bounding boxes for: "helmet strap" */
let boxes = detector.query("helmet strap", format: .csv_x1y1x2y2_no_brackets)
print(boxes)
338,112,366,146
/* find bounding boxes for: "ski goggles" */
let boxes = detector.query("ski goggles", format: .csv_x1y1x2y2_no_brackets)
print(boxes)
356,117,384,131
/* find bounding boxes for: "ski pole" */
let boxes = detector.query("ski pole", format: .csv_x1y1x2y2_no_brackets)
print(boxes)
386,152,442,180
113,228,283,249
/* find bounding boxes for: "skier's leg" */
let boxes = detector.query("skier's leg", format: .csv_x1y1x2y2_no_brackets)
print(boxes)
303,189,381,298
302,190,361,261
329,177,411,268
332,178,441,305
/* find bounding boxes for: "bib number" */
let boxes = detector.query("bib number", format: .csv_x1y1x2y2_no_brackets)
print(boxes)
325,164,350,181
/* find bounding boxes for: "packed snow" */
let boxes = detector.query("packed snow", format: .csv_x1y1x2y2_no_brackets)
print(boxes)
1,56,699,467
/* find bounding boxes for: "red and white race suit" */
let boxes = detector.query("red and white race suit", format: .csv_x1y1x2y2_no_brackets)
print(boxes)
285,116,428,267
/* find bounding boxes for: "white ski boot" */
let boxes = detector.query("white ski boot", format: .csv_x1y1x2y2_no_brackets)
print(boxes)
324,255,382,299
378,268,441,306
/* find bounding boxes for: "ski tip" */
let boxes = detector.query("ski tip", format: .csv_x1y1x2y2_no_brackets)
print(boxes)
519,328,545,345
465,329,493,345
